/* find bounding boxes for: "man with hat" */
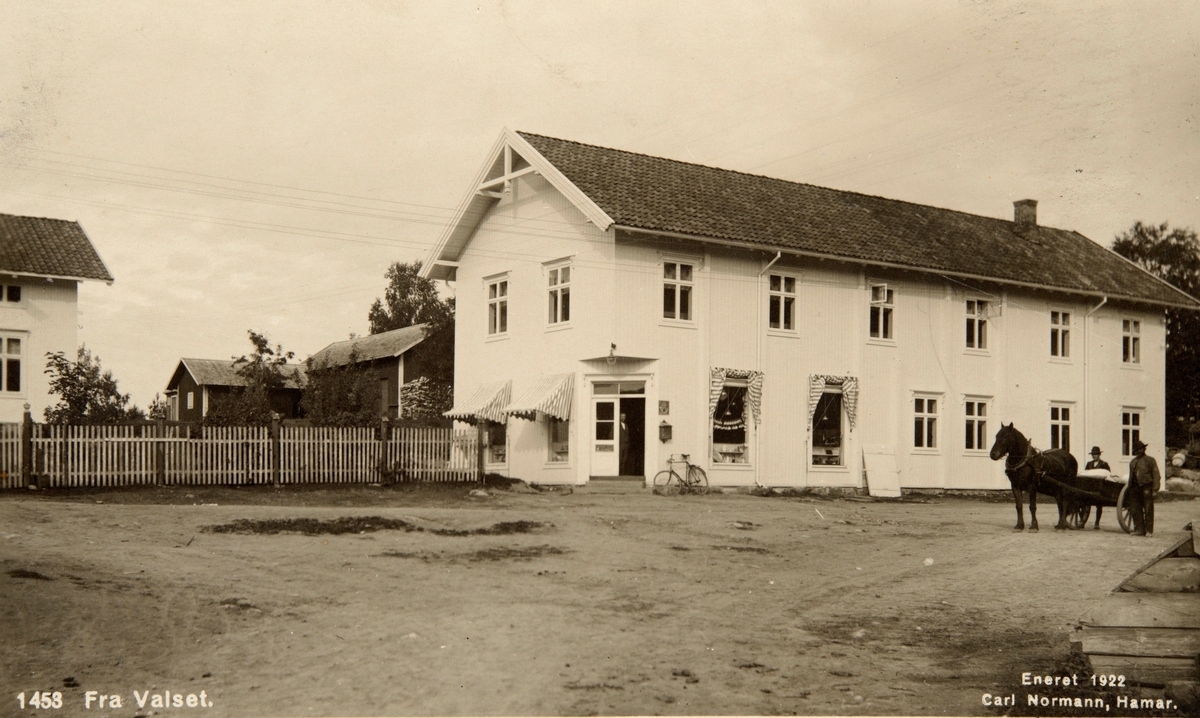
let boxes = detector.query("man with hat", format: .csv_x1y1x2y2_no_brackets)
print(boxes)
1127,440,1161,537
1086,446,1110,472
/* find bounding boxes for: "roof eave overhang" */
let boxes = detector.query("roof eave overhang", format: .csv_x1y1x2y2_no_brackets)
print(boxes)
419,128,615,280
1,269,114,285
612,224,1200,311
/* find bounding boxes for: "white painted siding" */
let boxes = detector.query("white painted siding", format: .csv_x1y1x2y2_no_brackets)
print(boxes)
0,278,79,424
451,177,1169,488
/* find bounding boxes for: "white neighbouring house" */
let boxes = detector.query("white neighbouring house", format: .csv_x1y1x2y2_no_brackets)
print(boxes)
422,129,1199,490
0,213,114,425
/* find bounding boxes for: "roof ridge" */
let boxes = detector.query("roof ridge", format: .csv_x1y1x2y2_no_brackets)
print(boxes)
0,212,79,224
515,131,1052,233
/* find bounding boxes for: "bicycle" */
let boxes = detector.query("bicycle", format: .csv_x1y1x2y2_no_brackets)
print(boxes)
652,454,709,496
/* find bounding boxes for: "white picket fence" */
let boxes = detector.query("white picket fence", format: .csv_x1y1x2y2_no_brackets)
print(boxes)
1,423,21,490
18,423,479,488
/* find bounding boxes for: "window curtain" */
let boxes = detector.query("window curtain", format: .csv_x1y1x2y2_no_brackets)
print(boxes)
709,367,764,427
808,374,859,430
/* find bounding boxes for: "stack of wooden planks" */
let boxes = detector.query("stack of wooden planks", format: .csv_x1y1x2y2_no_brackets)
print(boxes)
1076,520,1200,685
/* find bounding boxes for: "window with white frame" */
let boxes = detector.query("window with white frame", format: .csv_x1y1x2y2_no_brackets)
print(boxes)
547,265,570,325
811,390,844,466
1122,319,1140,364
767,274,795,331
869,284,894,340
1121,410,1142,457
186,392,195,410
0,335,22,393
487,279,508,335
3,285,21,303
486,421,507,464
662,261,693,321
1050,310,1070,358
1050,405,1071,451
913,395,939,449
548,417,569,463
712,382,749,464
964,399,989,451
965,300,988,349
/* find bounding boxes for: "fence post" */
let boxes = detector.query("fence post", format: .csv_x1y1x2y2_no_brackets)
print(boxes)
155,418,166,485
21,403,33,488
270,413,281,486
379,415,391,483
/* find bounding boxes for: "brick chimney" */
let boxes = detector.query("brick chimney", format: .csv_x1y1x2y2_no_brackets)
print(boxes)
1014,199,1037,229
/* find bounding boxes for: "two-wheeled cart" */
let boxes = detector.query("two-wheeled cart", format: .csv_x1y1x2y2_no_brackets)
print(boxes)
1051,468,1136,533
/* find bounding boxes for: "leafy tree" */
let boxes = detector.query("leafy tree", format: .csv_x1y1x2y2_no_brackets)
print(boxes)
43,346,144,424
368,260,455,387
301,350,383,427
146,393,171,421
203,331,297,426
1112,221,1200,444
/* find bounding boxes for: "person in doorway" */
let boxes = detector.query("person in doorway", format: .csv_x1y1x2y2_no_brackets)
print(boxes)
619,412,630,475
1127,440,1161,537
1085,447,1110,472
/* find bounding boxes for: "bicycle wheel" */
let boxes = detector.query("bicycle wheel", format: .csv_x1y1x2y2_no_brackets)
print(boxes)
653,470,680,496
664,470,684,496
687,466,709,495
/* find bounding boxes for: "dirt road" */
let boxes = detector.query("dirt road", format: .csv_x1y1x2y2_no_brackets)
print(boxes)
2,484,1196,716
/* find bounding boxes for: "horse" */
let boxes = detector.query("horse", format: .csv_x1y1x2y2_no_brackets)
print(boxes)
989,423,1079,532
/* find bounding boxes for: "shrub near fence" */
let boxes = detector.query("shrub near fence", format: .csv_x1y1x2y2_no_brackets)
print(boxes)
8,419,480,488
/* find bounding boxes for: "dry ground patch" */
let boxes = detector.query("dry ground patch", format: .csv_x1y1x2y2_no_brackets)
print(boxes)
2,484,1197,716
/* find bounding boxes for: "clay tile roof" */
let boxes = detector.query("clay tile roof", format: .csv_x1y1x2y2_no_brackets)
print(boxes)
308,325,428,368
517,132,1198,309
0,213,114,282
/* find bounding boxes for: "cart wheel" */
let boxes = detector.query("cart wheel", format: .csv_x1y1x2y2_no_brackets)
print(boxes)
1065,503,1091,530
1116,484,1134,534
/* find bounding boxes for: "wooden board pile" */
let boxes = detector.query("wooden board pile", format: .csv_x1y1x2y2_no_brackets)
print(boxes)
1076,520,1200,685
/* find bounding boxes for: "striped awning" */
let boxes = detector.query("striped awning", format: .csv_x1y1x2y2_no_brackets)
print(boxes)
808,375,858,430
443,379,511,424
709,367,764,427
505,373,574,422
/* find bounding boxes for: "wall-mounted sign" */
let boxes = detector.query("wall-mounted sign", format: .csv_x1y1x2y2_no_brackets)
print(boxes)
659,400,670,415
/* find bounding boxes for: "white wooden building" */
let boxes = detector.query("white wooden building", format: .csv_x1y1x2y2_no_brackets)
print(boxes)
0,213,113,424
424,129,1198,489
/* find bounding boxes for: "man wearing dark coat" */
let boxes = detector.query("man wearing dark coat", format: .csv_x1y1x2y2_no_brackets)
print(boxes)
1127,440,1161,537
1085,446,1110,472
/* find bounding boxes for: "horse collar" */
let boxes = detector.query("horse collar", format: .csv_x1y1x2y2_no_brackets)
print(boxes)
1006,440,1035,472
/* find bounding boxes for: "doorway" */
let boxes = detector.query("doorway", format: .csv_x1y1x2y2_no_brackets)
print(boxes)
589,380,646,479
619,397,645,477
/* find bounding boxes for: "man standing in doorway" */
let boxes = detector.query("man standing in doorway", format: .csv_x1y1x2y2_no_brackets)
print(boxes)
619,412,630,476
1086,447,1110,472
1127,440,1161,537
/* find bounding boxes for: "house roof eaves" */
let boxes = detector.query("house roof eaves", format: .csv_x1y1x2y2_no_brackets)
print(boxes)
1,269,114,285
613,224,1200,311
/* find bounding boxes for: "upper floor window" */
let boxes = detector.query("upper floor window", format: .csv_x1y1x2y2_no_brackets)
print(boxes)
964,399,989,451
663,262,693,321
488,279,508,335
3,285,21,303
1050,311,1070,358
768,274,795,331
1,335,22,393
965,300,988,349
1050,405,1071,451
1121,410,1142,457
1122,319,1140,364
869,284,894,340
913,395,939,449
547,266,570,325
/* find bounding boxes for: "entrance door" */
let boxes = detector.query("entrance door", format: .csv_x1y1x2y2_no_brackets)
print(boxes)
590,380,646,478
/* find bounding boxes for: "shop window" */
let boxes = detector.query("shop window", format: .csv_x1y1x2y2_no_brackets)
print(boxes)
964,399,988,451
488,279,508,335
548,265,570,325
712,383,749,464
486,421,507,464
811,391,843,465
548,417,569,462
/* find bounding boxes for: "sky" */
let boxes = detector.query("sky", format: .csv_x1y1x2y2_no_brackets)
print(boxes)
1,1,1197,409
